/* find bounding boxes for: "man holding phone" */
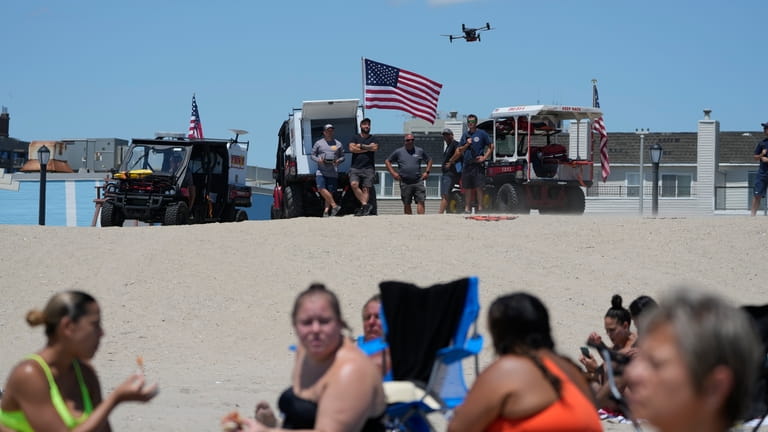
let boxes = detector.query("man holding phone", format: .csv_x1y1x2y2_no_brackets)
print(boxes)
458,114,493,213
311,124,345,217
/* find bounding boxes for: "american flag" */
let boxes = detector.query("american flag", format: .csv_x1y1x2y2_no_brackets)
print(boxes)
364,58,442,124
592,82,610,182
188,94,204,139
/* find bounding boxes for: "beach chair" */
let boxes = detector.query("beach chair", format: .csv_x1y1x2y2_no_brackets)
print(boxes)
378,276,483,431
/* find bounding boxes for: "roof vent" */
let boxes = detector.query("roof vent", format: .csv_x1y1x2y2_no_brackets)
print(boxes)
703,109,712,120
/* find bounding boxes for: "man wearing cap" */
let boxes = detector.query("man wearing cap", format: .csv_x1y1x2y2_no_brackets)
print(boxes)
751,122,768,216
311,124,345,217
439,128,462,214
348,117,378,216
385,134,433,215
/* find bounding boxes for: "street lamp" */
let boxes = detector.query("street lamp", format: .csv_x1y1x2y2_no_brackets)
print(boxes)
649,143,663,216
38,145,51,226
635,128,650,215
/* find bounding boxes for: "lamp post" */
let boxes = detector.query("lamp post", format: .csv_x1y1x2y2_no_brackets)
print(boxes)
635,128,650,215
38,145,51,226
649,143,663,216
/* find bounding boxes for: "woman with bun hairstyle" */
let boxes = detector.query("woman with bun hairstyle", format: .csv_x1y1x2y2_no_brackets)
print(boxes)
0,291,157,431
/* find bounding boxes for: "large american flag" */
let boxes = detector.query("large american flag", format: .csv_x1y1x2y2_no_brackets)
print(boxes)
188,94,204,139
364,58,442,124
592,82,610,182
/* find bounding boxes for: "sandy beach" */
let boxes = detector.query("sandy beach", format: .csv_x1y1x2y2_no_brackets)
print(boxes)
1,214,766,431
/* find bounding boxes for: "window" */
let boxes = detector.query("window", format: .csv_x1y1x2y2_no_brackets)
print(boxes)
377,172,440,198
626,172,640,197
661,174,692,197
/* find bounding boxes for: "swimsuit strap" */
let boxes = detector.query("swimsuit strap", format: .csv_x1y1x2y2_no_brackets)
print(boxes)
26,354,92,427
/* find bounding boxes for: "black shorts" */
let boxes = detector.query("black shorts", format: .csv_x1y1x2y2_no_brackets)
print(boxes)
461,163,485,189
400,182,426,204
349,167,375,188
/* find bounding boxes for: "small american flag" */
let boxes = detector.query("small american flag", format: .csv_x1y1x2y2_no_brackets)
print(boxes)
364,58,442,124
592,82,610,182
188,94,204,139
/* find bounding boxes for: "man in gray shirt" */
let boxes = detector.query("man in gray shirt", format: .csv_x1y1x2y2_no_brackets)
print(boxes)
311,124,345,217
385,133,433,215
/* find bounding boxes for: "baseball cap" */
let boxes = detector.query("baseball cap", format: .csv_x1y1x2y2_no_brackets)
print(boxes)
442,128,453,135
324,124,334,131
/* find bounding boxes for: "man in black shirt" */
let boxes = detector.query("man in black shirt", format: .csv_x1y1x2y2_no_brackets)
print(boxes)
349,118,379,216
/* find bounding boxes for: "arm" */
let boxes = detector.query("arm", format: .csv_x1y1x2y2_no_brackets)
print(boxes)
422,158,433,180
448,360,510,432
335,141,345,165
385,159,400,181
311,142,323,164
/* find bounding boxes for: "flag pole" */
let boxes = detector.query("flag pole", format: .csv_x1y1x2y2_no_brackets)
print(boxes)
360,57,366,116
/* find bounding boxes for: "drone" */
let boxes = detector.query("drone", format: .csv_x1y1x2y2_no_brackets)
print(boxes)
442,23,493,43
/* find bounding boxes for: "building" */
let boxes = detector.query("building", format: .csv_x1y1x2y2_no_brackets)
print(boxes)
0,107,30,174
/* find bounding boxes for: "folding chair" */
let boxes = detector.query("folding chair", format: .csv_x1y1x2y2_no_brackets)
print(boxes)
378,276,483,431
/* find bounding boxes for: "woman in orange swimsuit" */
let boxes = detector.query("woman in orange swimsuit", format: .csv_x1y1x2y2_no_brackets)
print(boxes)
448,292,602,432
0,291,158,431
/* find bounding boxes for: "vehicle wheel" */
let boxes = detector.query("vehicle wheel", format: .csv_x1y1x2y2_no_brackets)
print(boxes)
235,209,248,222
565,186,586,214
164,201,189,225
100,201,124,227
447,190,464,214
495,183,529,214
283,184,303,218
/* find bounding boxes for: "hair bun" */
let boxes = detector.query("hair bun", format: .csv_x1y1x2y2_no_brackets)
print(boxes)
26,309,46,327
611,294,623,309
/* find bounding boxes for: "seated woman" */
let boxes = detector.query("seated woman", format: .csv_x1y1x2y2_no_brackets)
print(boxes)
447,292,601,432
358,294,392,379
625,288,762,432
0,291,158,432
579,294,638,412
238,283,387,432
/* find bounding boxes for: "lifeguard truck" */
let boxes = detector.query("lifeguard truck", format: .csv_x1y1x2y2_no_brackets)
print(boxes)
271,99,375,218
476,104,603,214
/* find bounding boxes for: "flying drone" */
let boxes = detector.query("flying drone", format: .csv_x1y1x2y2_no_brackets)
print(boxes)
442,23,493,43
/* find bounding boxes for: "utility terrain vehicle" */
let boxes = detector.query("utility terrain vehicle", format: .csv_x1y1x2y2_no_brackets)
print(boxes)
101,132,251,226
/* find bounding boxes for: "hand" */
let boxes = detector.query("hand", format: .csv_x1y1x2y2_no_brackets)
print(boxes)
369,143,379,151
238,417,271,432
114,372,159,403
587,332,603,347
444,162,451,169
421,172,428,180
475,156,485,163
392,173,401,181
579,355,599,372
254,401,278,428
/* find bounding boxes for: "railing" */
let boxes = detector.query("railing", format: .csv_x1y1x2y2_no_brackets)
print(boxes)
714,186,764,211
586,184,695,198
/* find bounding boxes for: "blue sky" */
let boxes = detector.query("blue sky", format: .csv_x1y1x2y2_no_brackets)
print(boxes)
2,0,765,168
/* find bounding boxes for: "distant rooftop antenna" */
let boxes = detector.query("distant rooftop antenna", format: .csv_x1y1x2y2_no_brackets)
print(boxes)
229,129,248,142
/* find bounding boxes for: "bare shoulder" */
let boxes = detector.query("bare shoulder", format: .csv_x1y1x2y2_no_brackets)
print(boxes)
3,358,48,403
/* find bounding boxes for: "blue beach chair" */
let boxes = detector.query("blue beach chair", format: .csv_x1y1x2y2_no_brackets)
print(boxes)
378,276,483,431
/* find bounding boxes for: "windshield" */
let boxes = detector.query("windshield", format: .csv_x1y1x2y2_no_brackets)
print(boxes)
121,145,189,174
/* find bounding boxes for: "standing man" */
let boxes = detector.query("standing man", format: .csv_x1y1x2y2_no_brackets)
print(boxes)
349,118,378,216
385,133,433,215
311,124,345,217
458,114,493,213
751,121,768,216
439,128,461,214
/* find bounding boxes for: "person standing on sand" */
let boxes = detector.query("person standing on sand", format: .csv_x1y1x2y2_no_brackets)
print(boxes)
750,121,768,216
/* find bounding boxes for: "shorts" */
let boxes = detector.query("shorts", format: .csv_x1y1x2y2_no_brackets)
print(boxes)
461,163,485,189
441,174,458,196
754,175,768,197
400,182,426,205
316,175,338,192
349,167,375,188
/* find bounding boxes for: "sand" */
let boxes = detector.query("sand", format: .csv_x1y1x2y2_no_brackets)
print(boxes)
1,214,766,431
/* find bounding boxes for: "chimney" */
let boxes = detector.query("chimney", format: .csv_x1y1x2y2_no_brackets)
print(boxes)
449,111,458,119
703,109,712,120
0,106,9,137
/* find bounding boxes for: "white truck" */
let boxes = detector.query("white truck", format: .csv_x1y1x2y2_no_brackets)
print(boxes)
271,99,375,218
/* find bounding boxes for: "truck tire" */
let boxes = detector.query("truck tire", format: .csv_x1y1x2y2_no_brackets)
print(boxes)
565,186,586,214
496,183,529,214
164,201,189,225
235,209,248,222
100,201,124,227
283,184,303,218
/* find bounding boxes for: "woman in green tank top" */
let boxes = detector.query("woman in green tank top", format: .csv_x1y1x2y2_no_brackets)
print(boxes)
0,291,158,431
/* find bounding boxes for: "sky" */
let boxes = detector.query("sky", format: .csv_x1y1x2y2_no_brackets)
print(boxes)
2,0,766,168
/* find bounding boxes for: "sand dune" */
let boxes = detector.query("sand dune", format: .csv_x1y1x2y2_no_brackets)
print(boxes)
1,214,766,431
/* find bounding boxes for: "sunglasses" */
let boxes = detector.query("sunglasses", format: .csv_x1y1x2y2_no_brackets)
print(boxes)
467,120,477,124
405,139,414,142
